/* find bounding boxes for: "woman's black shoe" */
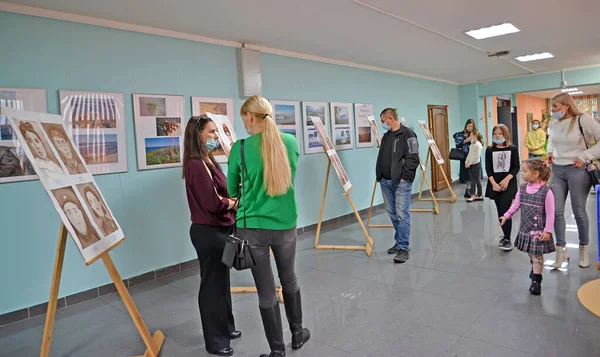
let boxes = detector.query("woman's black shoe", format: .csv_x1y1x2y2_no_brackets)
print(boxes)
230,330,242,339
207,347,234,356
529,274,542,296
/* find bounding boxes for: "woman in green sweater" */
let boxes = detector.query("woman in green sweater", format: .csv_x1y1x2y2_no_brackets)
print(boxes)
227,96,310,357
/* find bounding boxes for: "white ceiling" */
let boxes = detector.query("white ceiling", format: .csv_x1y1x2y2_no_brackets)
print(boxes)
526,84,600,99
3,0,600,84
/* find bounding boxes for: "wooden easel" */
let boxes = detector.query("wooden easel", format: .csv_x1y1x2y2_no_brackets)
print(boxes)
417,148,457,203
314,161,374,256
40,224,165,357
366,161,439,228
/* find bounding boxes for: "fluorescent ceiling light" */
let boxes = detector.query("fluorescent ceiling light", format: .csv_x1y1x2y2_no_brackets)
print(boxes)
561,88,578,92
515,52,554,62
465,23,520,40
569,91,583,95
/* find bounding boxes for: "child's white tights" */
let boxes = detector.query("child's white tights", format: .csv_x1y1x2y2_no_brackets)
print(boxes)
529,254,543,274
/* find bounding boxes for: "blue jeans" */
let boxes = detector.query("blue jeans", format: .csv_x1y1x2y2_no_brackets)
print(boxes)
380,179,412,251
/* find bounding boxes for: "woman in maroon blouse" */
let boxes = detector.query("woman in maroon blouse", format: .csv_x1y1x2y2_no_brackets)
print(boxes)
182,116,240,357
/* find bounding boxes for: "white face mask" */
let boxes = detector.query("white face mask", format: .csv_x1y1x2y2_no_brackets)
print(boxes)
531,124,539,130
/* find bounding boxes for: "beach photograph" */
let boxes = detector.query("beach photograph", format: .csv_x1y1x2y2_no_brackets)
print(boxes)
139,97,167,117
156,117,182,136
358,126,372,143
74,133,119,165
67,95,118,128
199,102,228,116
334,105,350,125
145,136,181,166
274,104,296,125
305,105,325,126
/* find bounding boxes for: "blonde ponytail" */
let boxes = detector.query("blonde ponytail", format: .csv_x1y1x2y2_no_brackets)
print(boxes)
240,96,292,196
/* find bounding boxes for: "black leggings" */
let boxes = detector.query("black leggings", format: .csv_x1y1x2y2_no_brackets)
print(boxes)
494,195,513,239
468,163,482,197
190,223,236,352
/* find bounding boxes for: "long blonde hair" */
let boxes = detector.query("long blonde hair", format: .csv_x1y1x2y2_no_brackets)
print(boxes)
551,92,584,133
240,96,292,196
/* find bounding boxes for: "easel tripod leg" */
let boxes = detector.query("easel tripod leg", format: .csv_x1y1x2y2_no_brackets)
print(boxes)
314,161,331,248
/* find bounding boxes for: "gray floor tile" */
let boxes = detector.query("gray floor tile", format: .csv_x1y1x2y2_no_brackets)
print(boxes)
115,337,205,357
447,337,537,357
420,272,506,304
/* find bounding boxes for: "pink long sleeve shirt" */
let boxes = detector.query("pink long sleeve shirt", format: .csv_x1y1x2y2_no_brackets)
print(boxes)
503,182,555,234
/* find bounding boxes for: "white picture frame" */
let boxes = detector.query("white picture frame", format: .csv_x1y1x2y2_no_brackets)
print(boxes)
3,107,125,265
132,93,185,171
270,100,301,150
59,90,128,175
330,102,354,151
354,103,375,148
191,96,234,163
302,101,330,155
0,88,47,184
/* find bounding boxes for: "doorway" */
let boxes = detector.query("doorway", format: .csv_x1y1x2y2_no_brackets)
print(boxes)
427,105,451,191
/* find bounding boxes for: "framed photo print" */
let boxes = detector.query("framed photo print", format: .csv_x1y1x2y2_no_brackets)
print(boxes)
302,101,330,155
330,102,354,151
270,100,301,150
59,90,128,175
133,93,185,170
0,88,47,184
191,96,234,163
354,103,375,148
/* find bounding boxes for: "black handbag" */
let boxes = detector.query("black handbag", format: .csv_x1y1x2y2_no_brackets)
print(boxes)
577,116,600,186
222,139,256,271
449,148,465,161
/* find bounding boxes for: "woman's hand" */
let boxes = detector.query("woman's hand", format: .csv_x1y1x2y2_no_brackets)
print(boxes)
227,198,237,210
498,216,507,226
540,232,552,242
573,157,586,168
547,153,553,164
465,162,470,169
492,182,502,192
499,177,510,190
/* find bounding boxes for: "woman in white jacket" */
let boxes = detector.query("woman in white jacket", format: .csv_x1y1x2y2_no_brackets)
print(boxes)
547,92,600,268
465,131,484,202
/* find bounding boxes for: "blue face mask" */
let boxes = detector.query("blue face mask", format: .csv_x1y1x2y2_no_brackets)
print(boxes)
551,111,564,120
381,123,390,131
492,138,506,145
203,138,219,151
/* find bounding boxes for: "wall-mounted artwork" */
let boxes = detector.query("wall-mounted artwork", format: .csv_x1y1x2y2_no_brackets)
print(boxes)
271,100,301,150
3,107,125,265
59,91,128,175
191,96,234,163
354,103,375,148
133,94,185,170
0,88,47,184
302,101,330,155
330,102,354,151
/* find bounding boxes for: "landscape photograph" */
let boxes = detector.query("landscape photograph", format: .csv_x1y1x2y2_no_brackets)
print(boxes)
74,133,119,164
145,136,181,166
358,126,372,143
139,97,167,117
67,95,118,128
305,104,325,126
199,102,227,116
274,104,296,125
280,128,297,137
156,117,182,136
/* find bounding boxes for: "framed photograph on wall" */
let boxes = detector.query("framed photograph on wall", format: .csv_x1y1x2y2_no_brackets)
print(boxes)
354,103,375,148
191,96,234,163
330,102,354,151
59,90,128,175
3,106,125,265
270,100,301,150
302,101,330,155
133,93,185,170
0,88,47,184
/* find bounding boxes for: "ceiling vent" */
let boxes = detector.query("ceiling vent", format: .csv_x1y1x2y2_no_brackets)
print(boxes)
487,50,510,58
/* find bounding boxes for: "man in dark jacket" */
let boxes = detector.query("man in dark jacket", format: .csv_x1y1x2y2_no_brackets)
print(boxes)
375,108,420,263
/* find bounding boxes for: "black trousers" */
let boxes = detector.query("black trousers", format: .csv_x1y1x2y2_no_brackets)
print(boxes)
493,195,513,239
190,223,235,352
468,163,482,197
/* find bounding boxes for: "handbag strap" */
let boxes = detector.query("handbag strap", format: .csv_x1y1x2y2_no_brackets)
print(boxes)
577,115,590,149
240,139,247,234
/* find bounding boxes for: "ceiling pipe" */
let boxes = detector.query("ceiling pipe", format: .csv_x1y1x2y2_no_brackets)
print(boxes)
353,0,536,74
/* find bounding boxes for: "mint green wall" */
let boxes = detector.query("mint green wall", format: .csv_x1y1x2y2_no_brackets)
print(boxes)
0,12,460,314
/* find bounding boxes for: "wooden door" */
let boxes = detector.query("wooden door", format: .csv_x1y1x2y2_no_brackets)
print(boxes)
428,106,451,191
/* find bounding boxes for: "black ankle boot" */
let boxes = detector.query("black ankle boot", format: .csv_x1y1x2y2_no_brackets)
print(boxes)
529,274,542,296
283,290,311,350
259,303,286,357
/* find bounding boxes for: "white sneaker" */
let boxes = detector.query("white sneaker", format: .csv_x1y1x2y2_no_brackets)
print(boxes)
579,245,590,268
551,247,570,268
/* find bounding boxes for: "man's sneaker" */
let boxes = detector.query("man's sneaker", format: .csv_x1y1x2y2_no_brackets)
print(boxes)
393,250,409,263
387,244,399,254
499,238,513,251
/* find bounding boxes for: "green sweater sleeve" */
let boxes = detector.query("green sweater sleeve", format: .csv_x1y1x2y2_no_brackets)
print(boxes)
227,141,241,198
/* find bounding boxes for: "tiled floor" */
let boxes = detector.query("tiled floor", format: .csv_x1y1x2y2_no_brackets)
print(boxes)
2,187,600,356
